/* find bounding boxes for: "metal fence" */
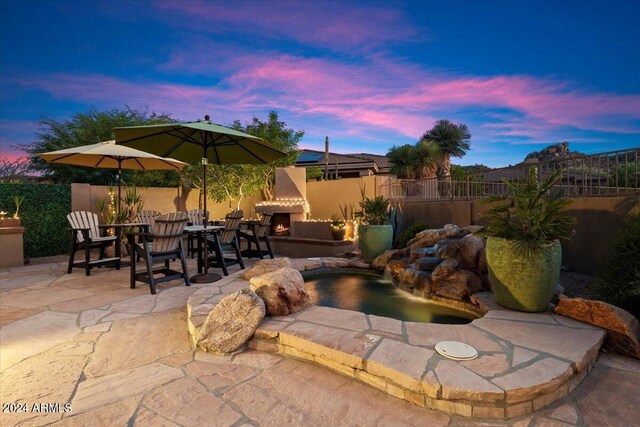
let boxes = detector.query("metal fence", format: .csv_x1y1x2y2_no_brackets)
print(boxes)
382,147,640,201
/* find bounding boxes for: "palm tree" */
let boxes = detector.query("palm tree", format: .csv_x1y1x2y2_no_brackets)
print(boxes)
420,119,471,180
420,120,471,196
387,144,417,179
413,139,441,179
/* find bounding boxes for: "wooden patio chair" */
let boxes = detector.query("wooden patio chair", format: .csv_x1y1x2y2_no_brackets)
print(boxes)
67,211,120,276
127,212,190,294
238,207,274,259
187,208,207,259
207,209,245,276
136,209,161,233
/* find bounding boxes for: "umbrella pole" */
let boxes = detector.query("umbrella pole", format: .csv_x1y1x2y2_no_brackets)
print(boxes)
190,156,221,284
117,165,122,219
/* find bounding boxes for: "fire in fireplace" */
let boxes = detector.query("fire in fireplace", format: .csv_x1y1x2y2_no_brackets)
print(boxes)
271,213,291,236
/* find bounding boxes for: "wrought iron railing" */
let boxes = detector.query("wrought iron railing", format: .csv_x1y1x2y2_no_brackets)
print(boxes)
381,147,639,201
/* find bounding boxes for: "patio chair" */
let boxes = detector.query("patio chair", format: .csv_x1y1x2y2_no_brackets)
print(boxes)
136,209,161,233
67,211,120,276
187,208,207,259
127,211,190,295
207,209,245,276
238,207,274,259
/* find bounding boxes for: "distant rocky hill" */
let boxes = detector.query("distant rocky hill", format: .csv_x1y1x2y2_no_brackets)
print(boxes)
524,142,584,162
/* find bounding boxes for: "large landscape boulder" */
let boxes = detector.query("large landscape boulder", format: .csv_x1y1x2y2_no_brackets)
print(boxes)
250,267,311,316
413,256,441,271
431,258,459,282
554,298,640,359
197,289,266,354
410,224,463,249
241,257,292,280
459,234,484,268
434,272,471,301
371,248,408,271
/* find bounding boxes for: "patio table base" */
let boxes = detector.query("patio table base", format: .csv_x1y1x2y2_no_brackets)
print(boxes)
190,272,222,283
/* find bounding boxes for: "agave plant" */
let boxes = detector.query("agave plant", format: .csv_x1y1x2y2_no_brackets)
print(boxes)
479,167,576,256
358,196,390,226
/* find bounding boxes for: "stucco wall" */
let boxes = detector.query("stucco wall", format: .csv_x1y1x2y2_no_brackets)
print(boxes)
305,175,382,220
72,183,261,221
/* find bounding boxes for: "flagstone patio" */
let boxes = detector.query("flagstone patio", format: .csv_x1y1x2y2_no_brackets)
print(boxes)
1,259,639,426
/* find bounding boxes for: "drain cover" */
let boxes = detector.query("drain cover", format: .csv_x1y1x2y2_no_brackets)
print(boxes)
435,341,478,360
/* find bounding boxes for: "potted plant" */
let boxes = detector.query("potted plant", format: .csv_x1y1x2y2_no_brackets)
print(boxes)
357,196,393,262
480,168,575,312
330,217,346,240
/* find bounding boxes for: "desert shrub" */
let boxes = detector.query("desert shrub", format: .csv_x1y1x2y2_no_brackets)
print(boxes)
591,212,640,318
0,183,71,258
395,222,429,248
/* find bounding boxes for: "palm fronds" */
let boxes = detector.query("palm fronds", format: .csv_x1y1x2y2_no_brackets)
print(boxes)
479,168,576,256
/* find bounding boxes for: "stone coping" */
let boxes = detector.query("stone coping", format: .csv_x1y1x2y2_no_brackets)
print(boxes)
186,257,606,420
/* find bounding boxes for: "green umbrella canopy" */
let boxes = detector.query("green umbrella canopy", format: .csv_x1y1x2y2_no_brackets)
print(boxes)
113,120,287,164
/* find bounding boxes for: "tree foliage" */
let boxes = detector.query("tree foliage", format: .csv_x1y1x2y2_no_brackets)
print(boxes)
591,212,640,318
387,141,440,179
22,106,176,185
419,119,471,180
178,111,303,210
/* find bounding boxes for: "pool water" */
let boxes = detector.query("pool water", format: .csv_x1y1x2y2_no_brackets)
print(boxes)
304,272,477,324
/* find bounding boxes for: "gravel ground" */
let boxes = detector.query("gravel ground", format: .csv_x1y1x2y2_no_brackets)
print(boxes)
559,271,596,299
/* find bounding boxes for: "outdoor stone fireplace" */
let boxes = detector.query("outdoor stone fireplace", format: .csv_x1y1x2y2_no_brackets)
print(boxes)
255,167,308,236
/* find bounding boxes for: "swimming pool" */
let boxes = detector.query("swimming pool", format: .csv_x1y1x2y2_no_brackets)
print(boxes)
303,270,477,324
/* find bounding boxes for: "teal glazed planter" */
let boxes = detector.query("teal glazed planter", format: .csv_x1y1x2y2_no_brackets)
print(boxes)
485,237,562,312
358,224,393,263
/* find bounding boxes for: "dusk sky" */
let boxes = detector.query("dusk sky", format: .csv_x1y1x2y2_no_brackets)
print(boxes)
1,0,639,167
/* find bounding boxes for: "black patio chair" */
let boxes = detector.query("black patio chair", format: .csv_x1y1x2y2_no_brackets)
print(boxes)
207,209,245,276
238,207,274,259
127,211,190,294
67,211,120,276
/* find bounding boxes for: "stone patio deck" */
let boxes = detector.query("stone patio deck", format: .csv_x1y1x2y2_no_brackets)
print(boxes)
187,258,606,419
1,257,638,426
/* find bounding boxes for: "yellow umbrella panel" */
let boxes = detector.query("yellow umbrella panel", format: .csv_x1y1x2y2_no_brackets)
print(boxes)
37,140,187,214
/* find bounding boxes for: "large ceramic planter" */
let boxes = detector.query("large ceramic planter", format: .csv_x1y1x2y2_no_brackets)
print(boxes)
486,237,561,312
358,224,393,262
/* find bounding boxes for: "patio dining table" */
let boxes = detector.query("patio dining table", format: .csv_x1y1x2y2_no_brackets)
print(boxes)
183,225,224,274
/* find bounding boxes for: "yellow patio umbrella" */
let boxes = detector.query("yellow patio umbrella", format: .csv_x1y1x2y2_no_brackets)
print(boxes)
36,140,187,215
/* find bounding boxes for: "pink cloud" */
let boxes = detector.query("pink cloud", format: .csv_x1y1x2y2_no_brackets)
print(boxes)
153,0,420,52
8,52,640,146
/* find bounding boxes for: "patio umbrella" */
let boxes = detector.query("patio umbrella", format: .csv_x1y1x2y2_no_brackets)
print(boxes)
113,116,287,283
36,140,187,215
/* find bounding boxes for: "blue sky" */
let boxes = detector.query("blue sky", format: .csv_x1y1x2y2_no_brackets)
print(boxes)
1,0,639,167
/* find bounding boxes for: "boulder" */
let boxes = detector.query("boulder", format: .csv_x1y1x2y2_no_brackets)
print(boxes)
436,238,463,259
462,225,484,234
250,267,311,316
413,256,441,271
457,269,484,294
241,258,292,280
387,258,413,280
399,267,430,289
197,289,266,354
431,258,459,282
410,246,437,260
371,248,408,271
477,247,488,273
554,298,640,359
434,273,470,301
459,234,484,268
411,224,463,249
